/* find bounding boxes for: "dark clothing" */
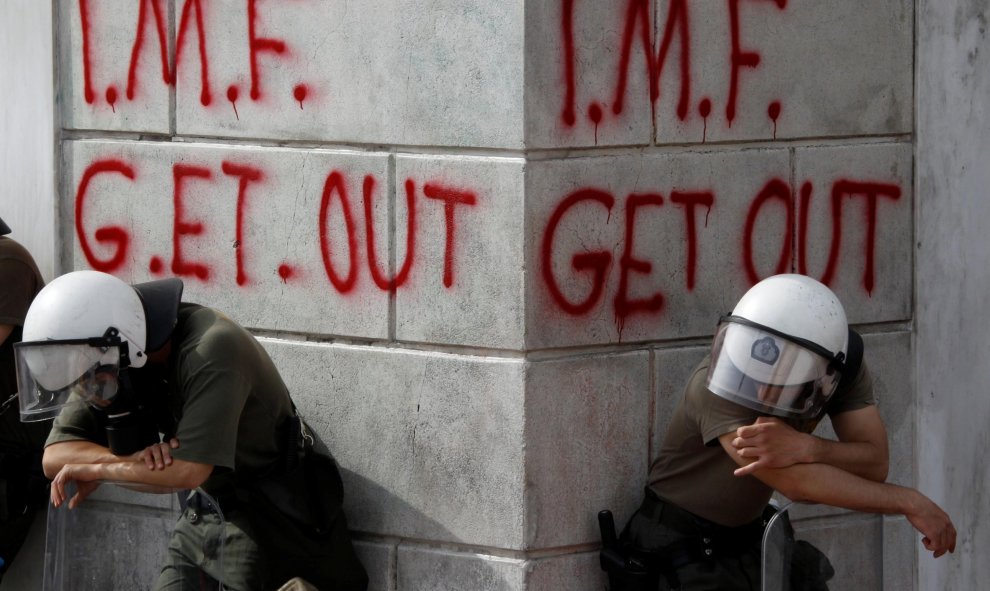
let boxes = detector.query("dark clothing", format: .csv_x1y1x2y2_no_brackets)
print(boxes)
621,490,767,591
48,303,366,591
0,236,48,578
647,356,874,526
622,355,870,589
622,491,833,591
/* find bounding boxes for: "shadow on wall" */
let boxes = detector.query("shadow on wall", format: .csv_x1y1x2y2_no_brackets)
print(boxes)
340,466,533,591
0,471,523,591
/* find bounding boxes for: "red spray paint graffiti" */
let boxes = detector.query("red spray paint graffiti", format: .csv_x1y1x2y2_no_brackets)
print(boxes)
221,161,264,286
364,177,416,292
74,158,900,325
247,0,287,100
801,180,902,295
175,0,213,105
75,159,479,295
742,178,793,285
78,0,96,104
727,0,787,126
423,184,478,289
611,0,691,121
75,159,136,271
318,171,360,293
671,191,715,291
126,0,172,101
542,187,716,325
171,165,213,280
541,189,615,315
616,193,667,328
560,0,786,132
79,0,307,113
541,176,902,322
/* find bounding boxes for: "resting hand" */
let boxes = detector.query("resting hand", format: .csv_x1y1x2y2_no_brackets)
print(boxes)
129,438,180,471
50,464,102,509
731,417,814,476
906,495,957,558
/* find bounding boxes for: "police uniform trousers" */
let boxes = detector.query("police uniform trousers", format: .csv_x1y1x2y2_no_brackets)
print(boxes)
621,489,769,591
155,495,266,591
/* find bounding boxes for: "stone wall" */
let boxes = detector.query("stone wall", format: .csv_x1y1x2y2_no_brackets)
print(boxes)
916,0,990,589
22,0,930,588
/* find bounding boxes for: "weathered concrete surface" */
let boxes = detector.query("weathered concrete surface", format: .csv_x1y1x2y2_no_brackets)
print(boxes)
61,0,524,148
526,148,789,348
524,551,604,591
916,0,990,588
795,142,913,324
526,147,912,349
396,547,525,591
394,154,527,350
524,352,651,548
525,0,912,148
263,339,528,549
66,139,393,338
353,541,394,591
57,0,170,133
883,516,918,591
652,345,709,460
12,0,972,588
864,332,915,490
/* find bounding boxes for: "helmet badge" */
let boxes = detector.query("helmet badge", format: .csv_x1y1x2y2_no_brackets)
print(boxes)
750,336,780,366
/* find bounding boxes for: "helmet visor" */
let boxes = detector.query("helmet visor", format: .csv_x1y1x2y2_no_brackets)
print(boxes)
14,341,122,422
706,319,843,418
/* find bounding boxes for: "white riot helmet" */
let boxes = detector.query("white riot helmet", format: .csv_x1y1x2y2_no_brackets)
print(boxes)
14,270,182,422
706,274,849,419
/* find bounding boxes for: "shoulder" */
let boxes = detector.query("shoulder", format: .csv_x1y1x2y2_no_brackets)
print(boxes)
827,359,875,415
0,238,44,324
0,238,42,278
683,356,761,445
173,305,256,369
177,304,250,345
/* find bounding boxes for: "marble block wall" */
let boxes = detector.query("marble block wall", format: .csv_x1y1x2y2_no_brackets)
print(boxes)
52,1,917,588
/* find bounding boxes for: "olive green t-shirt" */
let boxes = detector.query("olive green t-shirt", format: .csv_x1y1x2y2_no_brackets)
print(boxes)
47,303,294,490
647,355,874,527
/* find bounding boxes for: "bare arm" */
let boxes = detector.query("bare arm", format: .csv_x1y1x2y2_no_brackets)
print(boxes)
720,432,956,558
731,407,889,482
45,439,210,509
43,440,123,478
44,438,182,479
819,406,889,481
0,323,13,345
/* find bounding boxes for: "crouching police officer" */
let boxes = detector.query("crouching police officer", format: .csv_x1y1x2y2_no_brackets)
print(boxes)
604,274,955,590
15,270,368,591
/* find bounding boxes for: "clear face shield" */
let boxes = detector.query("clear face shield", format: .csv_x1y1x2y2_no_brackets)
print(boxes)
14,334,125,422
706,316,846,419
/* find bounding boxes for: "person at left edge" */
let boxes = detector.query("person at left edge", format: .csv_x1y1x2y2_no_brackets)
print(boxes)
0,216,50,584
15,270,368,591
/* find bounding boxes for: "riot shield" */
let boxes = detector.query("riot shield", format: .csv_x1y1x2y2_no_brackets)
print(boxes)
761,501,794,591
43,484,225,590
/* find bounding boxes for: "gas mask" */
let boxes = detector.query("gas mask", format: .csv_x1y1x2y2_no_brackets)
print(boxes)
15,327,161,455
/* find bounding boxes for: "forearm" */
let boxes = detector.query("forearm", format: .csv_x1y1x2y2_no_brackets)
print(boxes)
43,440,119,478
806,435,889,482
723,409,954,556
763,461,915,514
82,458,212,491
